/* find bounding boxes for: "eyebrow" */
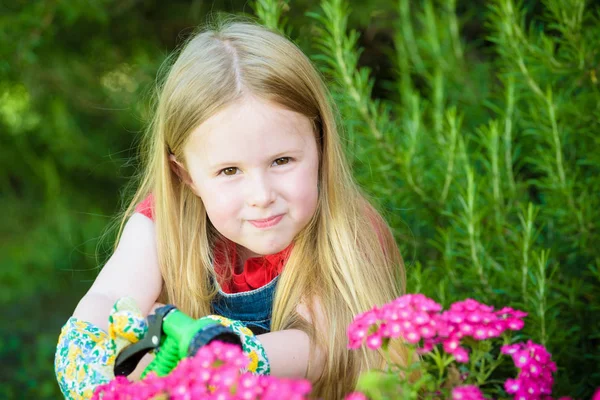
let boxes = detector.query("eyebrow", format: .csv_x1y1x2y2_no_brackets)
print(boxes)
209,149,304,170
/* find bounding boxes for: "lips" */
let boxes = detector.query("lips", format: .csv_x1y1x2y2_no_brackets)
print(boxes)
248,214,284,229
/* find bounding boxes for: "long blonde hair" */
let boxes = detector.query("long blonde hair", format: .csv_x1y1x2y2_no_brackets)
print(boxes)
119,18,407,398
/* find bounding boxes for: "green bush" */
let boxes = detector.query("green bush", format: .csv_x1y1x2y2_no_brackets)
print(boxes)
301,0,599,397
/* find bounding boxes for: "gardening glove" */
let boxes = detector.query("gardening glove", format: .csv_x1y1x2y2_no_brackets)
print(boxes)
54,297,147,400
200,314,271,375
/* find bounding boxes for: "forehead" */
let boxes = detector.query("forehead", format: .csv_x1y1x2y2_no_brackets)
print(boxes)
185,96,315,164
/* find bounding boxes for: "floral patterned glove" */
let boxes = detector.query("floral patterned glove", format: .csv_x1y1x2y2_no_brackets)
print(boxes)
201,315,271,375
54,298,147,399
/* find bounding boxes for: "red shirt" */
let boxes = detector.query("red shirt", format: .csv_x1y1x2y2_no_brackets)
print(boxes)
134,194,292,293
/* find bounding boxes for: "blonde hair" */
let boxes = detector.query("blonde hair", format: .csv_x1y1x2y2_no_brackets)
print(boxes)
119,18,407,398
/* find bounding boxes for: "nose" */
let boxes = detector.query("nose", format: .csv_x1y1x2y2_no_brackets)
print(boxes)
245,173,276,208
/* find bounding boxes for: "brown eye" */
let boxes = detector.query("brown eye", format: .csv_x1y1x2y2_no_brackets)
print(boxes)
222,167,238,176
274,157,290,166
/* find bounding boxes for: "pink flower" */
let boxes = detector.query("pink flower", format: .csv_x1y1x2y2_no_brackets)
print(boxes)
348,323,369,349
593,388,600,400
366,332,383,349
501,344,520,355
417,341,434,354
404,328,421,344
382,321,403,338
452,385,486,400
503,341,557,400
453,347,470,363
504,378,520,394
514,350,532,368
419,324,436,338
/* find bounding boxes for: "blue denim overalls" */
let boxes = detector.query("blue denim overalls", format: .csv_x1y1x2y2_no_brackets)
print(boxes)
210,276,279,335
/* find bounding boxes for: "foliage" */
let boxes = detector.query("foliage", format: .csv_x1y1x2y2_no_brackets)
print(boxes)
304,0,599,397
1,0,598,398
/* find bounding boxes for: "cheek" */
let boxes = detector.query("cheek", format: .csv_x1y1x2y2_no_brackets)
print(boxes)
286,165,319,219
197,182,241,227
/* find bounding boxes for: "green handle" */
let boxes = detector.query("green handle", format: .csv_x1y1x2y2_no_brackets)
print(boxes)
162,310,218,359
141,310,221,378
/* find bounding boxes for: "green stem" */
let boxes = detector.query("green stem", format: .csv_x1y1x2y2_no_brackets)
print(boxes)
503,75,516,195
520,204,534,298
430,346,446,383
398,0,425,73
478,355,506,383
464,166,491,291
446,0,463,61
441,108,458,203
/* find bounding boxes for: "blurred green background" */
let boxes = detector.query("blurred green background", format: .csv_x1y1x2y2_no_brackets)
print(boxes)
1,0,598,398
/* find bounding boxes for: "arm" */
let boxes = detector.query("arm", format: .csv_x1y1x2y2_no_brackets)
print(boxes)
56,213,163,395
261,300,326,382
72,213,163,331
75,213,163,383
259,328,325,382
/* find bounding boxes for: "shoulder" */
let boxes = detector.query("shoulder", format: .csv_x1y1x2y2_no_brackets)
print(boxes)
117,212,158,254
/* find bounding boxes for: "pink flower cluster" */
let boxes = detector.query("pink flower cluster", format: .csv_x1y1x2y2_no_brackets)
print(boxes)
451,385,486,400
347,294,442,350
93,341,312,400
347,294,527,363
437,300,527,363
501,340,557,400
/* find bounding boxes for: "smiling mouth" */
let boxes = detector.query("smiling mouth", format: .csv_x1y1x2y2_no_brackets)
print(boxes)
248,214,284,229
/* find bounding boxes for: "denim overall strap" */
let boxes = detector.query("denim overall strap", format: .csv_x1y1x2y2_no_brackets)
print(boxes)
211,276,279,335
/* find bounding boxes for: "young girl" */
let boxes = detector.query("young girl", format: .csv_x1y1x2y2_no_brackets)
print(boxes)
55,19,407,399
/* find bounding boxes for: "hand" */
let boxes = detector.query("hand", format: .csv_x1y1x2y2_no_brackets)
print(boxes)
55,298,148,399
124,302,164,382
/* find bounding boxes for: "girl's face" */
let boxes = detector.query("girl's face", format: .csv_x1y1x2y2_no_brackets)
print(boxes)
183,95,319,257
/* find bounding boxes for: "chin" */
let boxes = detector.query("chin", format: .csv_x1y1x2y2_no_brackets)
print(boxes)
250,240,290,256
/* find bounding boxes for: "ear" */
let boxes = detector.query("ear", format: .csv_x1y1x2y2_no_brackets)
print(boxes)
168,154,197,191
